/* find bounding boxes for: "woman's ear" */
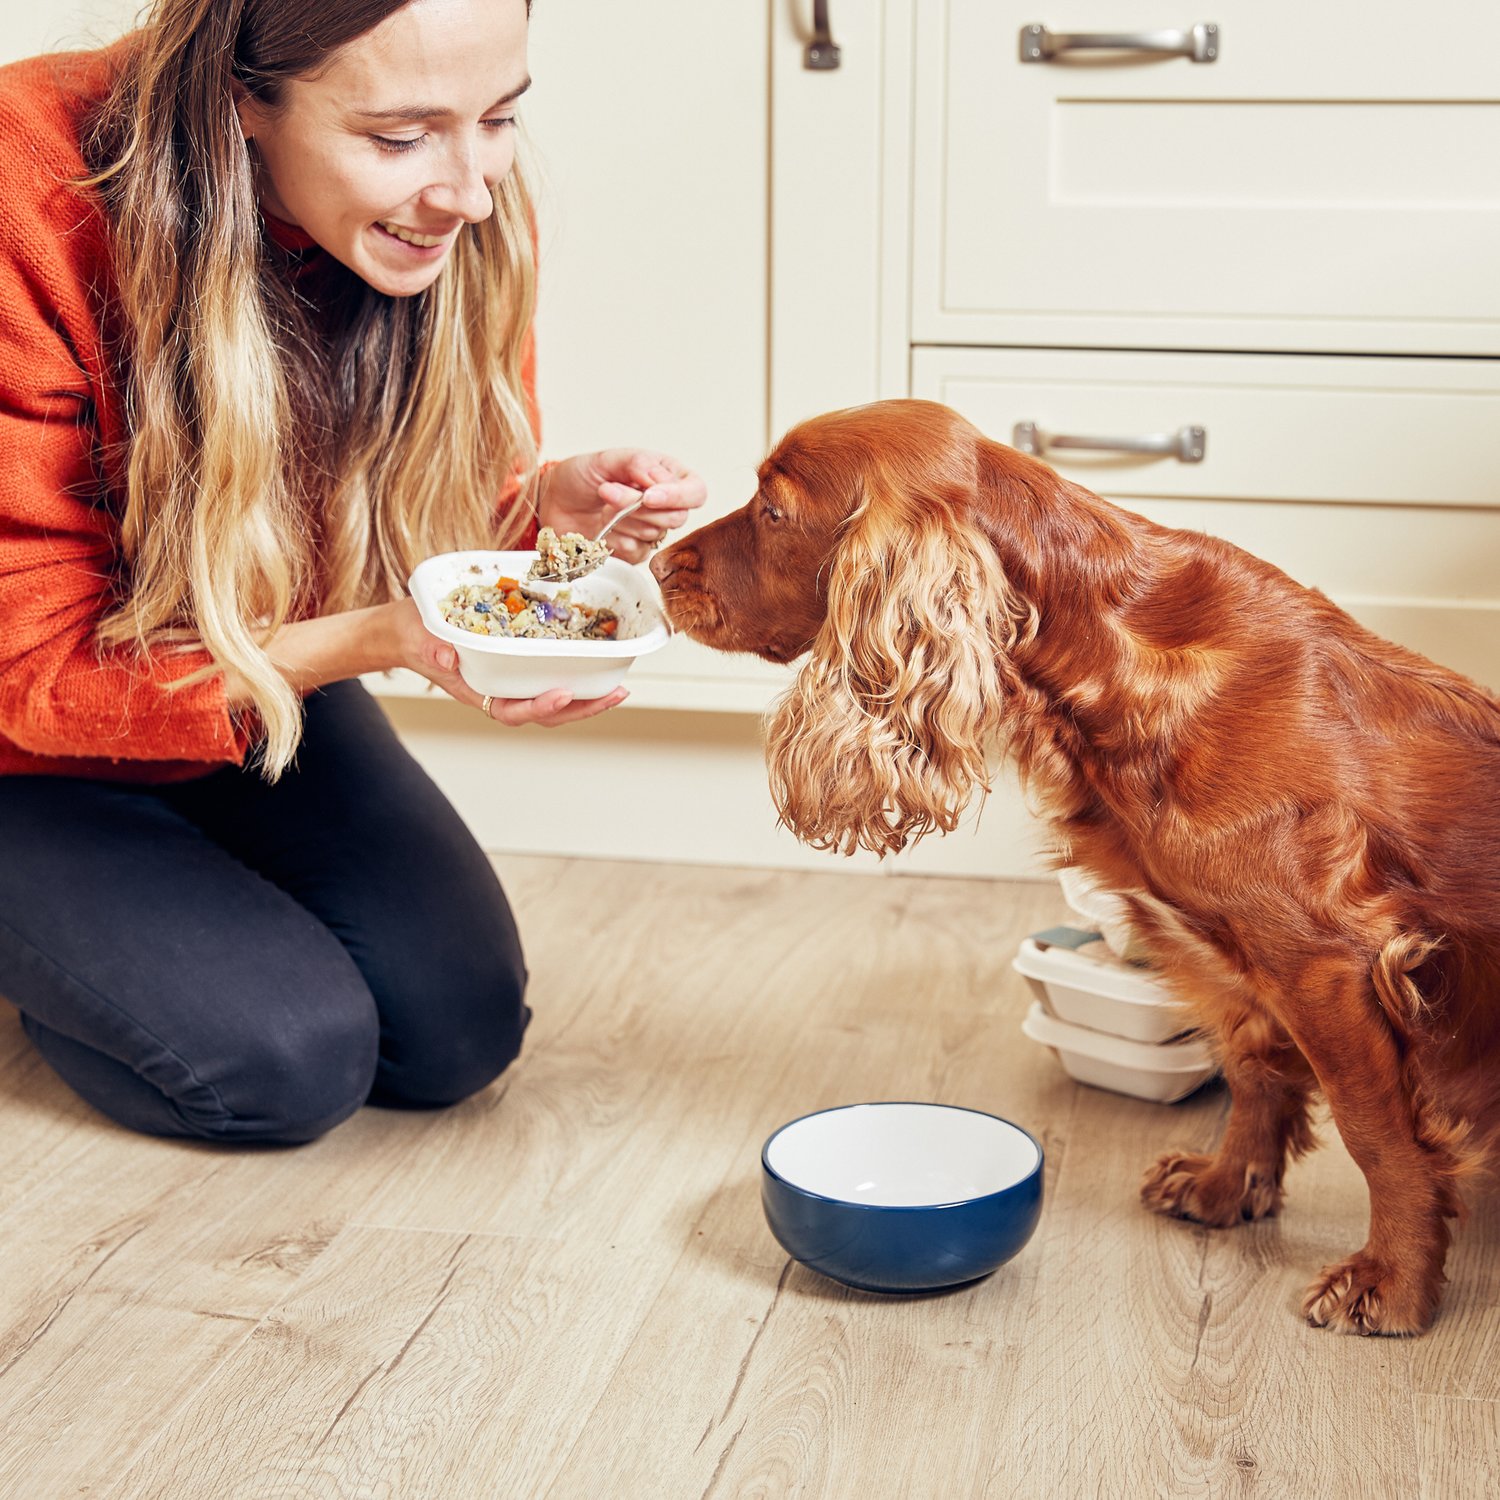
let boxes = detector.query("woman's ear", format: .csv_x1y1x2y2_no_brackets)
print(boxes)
232,80,264,142
764,488,1035,858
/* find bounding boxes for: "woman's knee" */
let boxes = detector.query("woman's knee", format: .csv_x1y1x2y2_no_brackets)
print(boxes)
206,1016,381,1142
371,950,531,1109
43,993,378,1145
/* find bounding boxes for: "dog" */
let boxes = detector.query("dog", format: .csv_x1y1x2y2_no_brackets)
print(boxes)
650,398,1500,1334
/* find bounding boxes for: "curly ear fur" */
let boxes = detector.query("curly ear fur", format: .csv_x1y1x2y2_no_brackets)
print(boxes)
765,493,1035,857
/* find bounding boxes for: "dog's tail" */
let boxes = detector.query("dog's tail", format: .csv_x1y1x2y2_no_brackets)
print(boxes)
1371,930,1486,1213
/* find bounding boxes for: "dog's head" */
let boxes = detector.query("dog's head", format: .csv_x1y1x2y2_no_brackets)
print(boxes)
652,400,1040,856
648,412,861,665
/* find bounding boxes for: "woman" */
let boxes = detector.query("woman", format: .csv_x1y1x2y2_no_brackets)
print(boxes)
0,0,705,1143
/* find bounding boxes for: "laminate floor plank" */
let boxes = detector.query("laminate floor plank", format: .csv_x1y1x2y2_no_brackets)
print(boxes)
1416,1395,1500,1499
99,1224,672,1500
0,1101,448,1493
1411,1190,1500,1402
0,1003,124,1217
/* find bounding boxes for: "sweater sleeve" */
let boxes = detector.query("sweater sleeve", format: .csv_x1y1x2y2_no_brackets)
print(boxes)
0,247,248,767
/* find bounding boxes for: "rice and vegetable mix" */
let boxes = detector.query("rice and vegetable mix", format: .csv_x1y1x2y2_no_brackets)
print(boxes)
438,567,621,641
529,526,609,582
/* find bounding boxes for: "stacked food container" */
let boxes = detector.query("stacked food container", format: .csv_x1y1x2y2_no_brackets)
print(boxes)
1016,870,1218,1103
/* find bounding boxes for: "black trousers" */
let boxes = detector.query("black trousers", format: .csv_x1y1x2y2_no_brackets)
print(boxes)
0,681,529,1143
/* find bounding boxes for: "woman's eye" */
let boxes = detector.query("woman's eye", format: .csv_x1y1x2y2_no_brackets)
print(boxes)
374,119,514,154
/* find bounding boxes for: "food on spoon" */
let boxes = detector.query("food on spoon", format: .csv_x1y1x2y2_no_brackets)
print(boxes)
439,574,620,641
528,526,610,582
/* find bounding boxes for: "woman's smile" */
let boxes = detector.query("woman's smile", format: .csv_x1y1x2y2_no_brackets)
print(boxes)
374,219,456,253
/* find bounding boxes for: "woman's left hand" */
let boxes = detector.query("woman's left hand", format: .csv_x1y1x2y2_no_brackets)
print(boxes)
539,449,707,565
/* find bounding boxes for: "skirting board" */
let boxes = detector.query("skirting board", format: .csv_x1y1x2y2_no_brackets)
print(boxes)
372,691,1054,881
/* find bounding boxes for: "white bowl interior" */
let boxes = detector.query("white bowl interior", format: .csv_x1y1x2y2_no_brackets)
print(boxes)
765,1103,1040,1208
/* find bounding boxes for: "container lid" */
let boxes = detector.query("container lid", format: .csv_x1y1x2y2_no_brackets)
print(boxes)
1020,1001,1216,1073
1013,929,1185,1010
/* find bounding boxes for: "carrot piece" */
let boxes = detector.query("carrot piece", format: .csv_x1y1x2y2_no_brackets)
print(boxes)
597,617,618,636
496,576,520,590
504,592,526,615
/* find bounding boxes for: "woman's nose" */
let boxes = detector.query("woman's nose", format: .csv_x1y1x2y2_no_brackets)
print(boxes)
427,151,498,225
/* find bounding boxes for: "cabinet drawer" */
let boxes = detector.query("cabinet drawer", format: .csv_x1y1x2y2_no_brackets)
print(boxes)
912,346,1500,688
912,0,1500,355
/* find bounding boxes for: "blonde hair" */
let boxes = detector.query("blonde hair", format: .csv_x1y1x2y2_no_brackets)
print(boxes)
82,0,537,776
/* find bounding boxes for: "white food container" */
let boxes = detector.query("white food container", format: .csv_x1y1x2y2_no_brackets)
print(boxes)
1021,1002,1218,1104
1057,866,1148,961
1012,927,1195,1045
409,549,670,701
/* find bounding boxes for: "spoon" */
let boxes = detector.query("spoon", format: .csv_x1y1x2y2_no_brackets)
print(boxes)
595,493,648,543
528,492,648,583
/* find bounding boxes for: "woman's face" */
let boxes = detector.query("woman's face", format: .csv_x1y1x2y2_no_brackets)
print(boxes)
237,0,530,297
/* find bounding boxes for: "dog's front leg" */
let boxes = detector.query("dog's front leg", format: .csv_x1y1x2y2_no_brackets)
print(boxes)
1141,1002,1317,1227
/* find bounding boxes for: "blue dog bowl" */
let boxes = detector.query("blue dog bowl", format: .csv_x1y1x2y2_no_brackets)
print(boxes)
761,1102,1044,1294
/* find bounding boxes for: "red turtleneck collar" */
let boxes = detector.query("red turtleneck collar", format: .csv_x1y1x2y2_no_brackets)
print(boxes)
262,213,322,255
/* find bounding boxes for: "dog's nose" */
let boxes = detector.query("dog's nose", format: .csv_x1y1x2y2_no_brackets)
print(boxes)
649,550,674,583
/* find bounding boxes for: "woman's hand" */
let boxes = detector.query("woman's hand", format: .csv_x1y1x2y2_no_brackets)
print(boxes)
540,449,707,565
387,598,627,726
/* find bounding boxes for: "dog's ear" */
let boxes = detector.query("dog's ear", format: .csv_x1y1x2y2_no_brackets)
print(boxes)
765,483,1035,857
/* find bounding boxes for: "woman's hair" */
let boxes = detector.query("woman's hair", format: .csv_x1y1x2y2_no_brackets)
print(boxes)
83,0,537,776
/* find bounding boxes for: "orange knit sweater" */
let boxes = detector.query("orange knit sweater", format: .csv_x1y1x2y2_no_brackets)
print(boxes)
0,46,541,783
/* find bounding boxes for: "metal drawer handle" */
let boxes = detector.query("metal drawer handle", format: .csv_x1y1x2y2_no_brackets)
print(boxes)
1013,421,1207,464
1018,22,1219,63
805,0,842,70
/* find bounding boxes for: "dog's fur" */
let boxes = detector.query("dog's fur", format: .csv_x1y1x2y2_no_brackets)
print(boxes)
651,398,1500,1334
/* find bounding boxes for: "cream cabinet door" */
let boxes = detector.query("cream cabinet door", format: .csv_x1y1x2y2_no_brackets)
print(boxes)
913,0,1500,354
526,1,790,710
769,0,917,434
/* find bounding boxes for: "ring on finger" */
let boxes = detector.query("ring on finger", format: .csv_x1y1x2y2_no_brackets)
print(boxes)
480,694,495,718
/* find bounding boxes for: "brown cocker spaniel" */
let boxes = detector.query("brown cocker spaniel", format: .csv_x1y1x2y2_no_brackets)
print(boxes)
650,398,1500,1335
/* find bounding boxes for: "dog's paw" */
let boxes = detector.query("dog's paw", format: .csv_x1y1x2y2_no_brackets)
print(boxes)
1301,1253,1438,1336
1139,1152,1283,1228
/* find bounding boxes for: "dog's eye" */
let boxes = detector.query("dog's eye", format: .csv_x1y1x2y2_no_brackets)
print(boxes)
763,504,783,523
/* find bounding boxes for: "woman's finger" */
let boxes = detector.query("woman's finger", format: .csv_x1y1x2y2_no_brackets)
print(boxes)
488,687,628,727
598,480,648,507
609,513,684,540
637,454,683,485
635,507,691,531
639,476,703,507
490,689,571,726
606,534,666,562
542,690,629,725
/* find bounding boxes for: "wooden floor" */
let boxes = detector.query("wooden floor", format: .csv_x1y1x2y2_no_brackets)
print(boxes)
3,855,1499,1498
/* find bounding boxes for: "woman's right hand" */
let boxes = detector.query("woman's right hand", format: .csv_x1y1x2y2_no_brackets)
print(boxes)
386,598,628,727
